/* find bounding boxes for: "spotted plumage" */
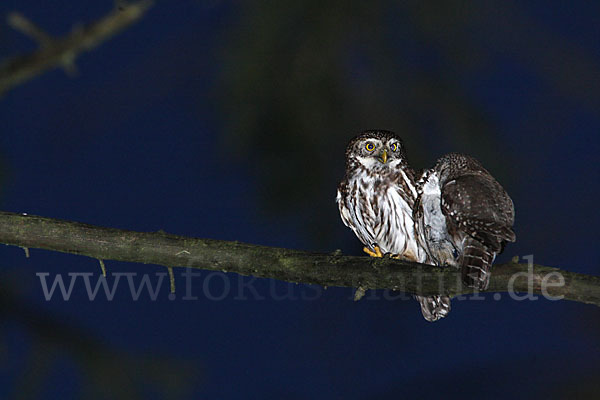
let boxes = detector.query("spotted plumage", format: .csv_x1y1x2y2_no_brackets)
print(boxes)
336,130,449,322
414,153,516,290
337,130,422,261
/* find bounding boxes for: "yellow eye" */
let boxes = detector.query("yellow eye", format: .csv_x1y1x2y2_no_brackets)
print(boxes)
390,143,398,152
365,143,375,152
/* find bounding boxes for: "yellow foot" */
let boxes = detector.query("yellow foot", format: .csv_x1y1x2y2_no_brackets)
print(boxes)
363,246,384,258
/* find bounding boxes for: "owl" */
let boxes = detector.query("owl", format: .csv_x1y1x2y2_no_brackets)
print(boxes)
336,130,450,322
414,153,516,290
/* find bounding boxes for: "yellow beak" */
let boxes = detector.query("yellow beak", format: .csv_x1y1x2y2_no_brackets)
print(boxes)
380,150,388,164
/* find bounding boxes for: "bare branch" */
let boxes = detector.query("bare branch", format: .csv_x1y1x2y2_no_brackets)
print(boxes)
0,0,153,96
0,211,598,306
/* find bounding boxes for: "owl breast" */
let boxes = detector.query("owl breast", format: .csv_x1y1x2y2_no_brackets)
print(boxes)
339,172,425,263
375,185,423,261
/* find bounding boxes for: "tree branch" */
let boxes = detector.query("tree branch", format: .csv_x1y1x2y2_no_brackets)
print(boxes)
0,0,153,96
0,211,598,306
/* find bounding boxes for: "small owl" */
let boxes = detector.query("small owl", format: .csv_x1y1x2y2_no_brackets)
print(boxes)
414,153,516,290
336,130,449,322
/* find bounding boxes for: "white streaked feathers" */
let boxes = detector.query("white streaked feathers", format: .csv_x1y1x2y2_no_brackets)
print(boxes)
337,172,425,263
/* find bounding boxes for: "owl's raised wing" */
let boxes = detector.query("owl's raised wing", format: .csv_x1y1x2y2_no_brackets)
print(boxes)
336,183,377,250
441,174,515,253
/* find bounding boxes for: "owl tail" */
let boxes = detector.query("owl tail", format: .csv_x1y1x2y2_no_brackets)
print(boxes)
414,295,451,322
460,237,495,290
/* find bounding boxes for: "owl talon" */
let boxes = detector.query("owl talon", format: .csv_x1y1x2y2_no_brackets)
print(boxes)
390,249,417,261
363,246,384,258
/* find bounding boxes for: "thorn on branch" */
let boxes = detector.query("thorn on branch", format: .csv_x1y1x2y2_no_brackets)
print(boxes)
60,53,79,77
98,259,107,277
168,267,175,294
20,246,30,258
354,286,366,301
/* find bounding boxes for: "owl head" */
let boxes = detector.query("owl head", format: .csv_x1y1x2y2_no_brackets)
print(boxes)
345,130,408,170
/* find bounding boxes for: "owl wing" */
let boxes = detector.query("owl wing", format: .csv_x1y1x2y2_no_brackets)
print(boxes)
336,184,377,249
412,189,429,258
441,174,515,253
337,191,354,230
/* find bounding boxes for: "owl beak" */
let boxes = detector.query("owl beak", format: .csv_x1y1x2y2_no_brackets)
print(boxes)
379,150,388,164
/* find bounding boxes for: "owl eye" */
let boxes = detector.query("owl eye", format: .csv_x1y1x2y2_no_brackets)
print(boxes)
390,143,399,152
365,143,375,152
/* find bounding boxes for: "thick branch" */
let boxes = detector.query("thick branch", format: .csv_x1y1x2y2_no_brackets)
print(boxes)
0,1,153,96
0,211,598,306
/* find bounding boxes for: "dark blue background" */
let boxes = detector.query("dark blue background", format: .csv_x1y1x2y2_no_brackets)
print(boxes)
1,1,598,399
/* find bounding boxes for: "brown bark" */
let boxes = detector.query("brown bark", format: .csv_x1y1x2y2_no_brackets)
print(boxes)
0,211,597,306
